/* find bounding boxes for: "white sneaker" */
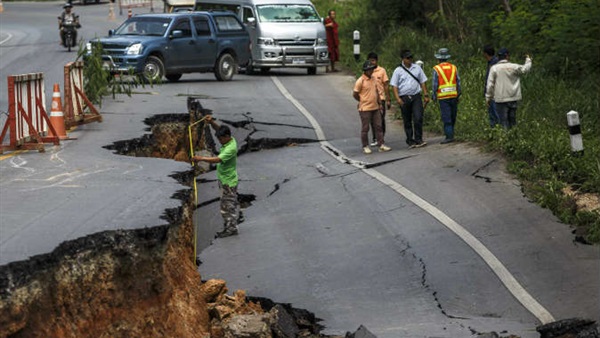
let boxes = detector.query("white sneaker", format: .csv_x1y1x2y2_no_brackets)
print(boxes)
379,145,391,152
370,140,378,147
363,147,372,154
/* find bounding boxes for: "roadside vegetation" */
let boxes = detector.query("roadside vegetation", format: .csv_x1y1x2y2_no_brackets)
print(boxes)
313,0,600,243
78,43,160,105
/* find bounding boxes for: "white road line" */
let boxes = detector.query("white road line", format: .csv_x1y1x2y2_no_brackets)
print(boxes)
0,32,14,45
271,75,555,324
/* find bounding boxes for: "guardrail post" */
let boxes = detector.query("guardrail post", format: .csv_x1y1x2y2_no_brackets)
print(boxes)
567,110,584,155
353,30,360,62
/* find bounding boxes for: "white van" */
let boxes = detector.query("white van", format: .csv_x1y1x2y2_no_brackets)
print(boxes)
194,0,329,74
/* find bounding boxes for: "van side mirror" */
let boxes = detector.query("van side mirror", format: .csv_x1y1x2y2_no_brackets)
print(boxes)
170,30,183,39
247,17,256,25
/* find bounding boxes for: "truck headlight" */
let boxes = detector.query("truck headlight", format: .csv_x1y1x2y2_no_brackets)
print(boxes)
126,43,143,55
317,38,327,46
257,37,275,46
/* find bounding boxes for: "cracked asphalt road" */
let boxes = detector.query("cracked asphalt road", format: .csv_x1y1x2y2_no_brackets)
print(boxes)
195,71,599,337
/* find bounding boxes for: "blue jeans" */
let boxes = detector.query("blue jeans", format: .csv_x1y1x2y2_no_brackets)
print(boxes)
439,98,458,140
400,93,424,145
495,101,518,129
488,100,499,127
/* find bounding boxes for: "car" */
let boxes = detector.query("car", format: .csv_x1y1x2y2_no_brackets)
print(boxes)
87,12,251,82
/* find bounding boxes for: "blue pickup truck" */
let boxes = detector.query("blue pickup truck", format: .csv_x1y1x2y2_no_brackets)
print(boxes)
87,12,251,82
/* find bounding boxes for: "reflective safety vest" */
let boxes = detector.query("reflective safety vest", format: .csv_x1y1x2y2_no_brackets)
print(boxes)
433,62,458,99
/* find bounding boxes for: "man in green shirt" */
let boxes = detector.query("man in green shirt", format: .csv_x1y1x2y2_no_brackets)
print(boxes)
192,115,240,238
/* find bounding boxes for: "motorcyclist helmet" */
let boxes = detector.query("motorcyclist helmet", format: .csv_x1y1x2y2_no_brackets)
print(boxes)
63,3,73,8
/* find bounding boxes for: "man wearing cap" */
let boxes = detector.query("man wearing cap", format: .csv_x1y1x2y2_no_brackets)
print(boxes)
353,61,391,154
367,52,392,147
192,115,241,238
58,3,80,47
486,48,532,129
432,48,461,144
390,49,430,148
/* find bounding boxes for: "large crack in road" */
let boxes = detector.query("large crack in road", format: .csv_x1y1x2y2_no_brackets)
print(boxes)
2,102,597,337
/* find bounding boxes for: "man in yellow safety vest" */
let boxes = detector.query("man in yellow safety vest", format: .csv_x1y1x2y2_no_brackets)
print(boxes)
432,48,461,144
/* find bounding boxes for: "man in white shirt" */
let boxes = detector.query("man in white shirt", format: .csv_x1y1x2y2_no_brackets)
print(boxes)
390,49,430,148
486,48,532,129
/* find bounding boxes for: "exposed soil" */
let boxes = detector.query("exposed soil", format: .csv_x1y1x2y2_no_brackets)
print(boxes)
1,100,597,337
0,102,339,338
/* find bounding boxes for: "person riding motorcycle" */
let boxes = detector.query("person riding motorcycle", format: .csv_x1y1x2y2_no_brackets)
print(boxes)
58,3,80,47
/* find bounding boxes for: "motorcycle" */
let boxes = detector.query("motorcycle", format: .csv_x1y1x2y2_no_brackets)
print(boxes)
60,17,80,52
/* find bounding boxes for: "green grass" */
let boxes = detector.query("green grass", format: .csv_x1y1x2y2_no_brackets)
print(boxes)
313,0,600,244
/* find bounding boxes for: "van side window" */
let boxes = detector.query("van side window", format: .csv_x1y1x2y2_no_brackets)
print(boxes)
172,19,192,37
242,7,255,24
214,16,244,32
193,17,211,36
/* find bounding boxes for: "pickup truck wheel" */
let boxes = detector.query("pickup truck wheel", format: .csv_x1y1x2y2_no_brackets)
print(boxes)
307,67,317,75
215,53,236,81
142,56,164,83
166,73,182,82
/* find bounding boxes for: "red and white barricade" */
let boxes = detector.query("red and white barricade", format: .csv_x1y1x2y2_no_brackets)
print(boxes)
118,0,154,15
64,61,102,128
0,73,60,153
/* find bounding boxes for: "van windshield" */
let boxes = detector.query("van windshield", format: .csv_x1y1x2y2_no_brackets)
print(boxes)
115,17,172,36
257,4,320,22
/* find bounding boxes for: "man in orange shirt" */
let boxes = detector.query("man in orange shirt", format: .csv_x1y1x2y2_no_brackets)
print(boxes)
367,52,391,146
432,48,461,144
353,61,391,154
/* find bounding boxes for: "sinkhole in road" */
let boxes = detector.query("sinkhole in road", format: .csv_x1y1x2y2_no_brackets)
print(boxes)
100,110,347,337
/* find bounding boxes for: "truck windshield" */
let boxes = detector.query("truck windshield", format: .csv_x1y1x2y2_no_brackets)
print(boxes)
114,17,172,36
256,4,320,22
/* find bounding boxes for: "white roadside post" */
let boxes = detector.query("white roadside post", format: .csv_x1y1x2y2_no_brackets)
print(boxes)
353,30,360,61
567,110,584,155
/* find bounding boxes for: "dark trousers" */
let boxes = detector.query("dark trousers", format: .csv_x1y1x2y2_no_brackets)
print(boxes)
495,101,518,129
488,99,499,127
359,110,383,147
370,104,386,142
439,98,458,140
400,93,424,145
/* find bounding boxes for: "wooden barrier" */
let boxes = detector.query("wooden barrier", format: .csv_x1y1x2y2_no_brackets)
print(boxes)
118,0,154,15
63,61,102,128
0,73,60,153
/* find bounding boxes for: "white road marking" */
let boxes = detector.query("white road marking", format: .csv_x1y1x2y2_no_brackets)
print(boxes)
0,32,13,45
271,76,555,324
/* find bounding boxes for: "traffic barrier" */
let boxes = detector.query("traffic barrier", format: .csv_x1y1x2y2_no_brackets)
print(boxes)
108,2,116,21
118,0,153,16
48,83,68,140
0,73,60,153
63,61,102,128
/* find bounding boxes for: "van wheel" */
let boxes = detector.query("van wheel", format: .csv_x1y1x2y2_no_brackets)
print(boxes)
142,56,164,83
307,67,317,75
215,53,236,81
166,73,182,82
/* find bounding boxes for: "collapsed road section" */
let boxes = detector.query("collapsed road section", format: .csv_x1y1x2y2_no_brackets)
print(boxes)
0,101,348,337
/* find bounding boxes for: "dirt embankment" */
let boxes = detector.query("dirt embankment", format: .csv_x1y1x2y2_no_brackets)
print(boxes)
0,110,336,338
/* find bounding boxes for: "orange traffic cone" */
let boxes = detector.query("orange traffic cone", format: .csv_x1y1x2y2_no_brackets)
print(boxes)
49,83,68,140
